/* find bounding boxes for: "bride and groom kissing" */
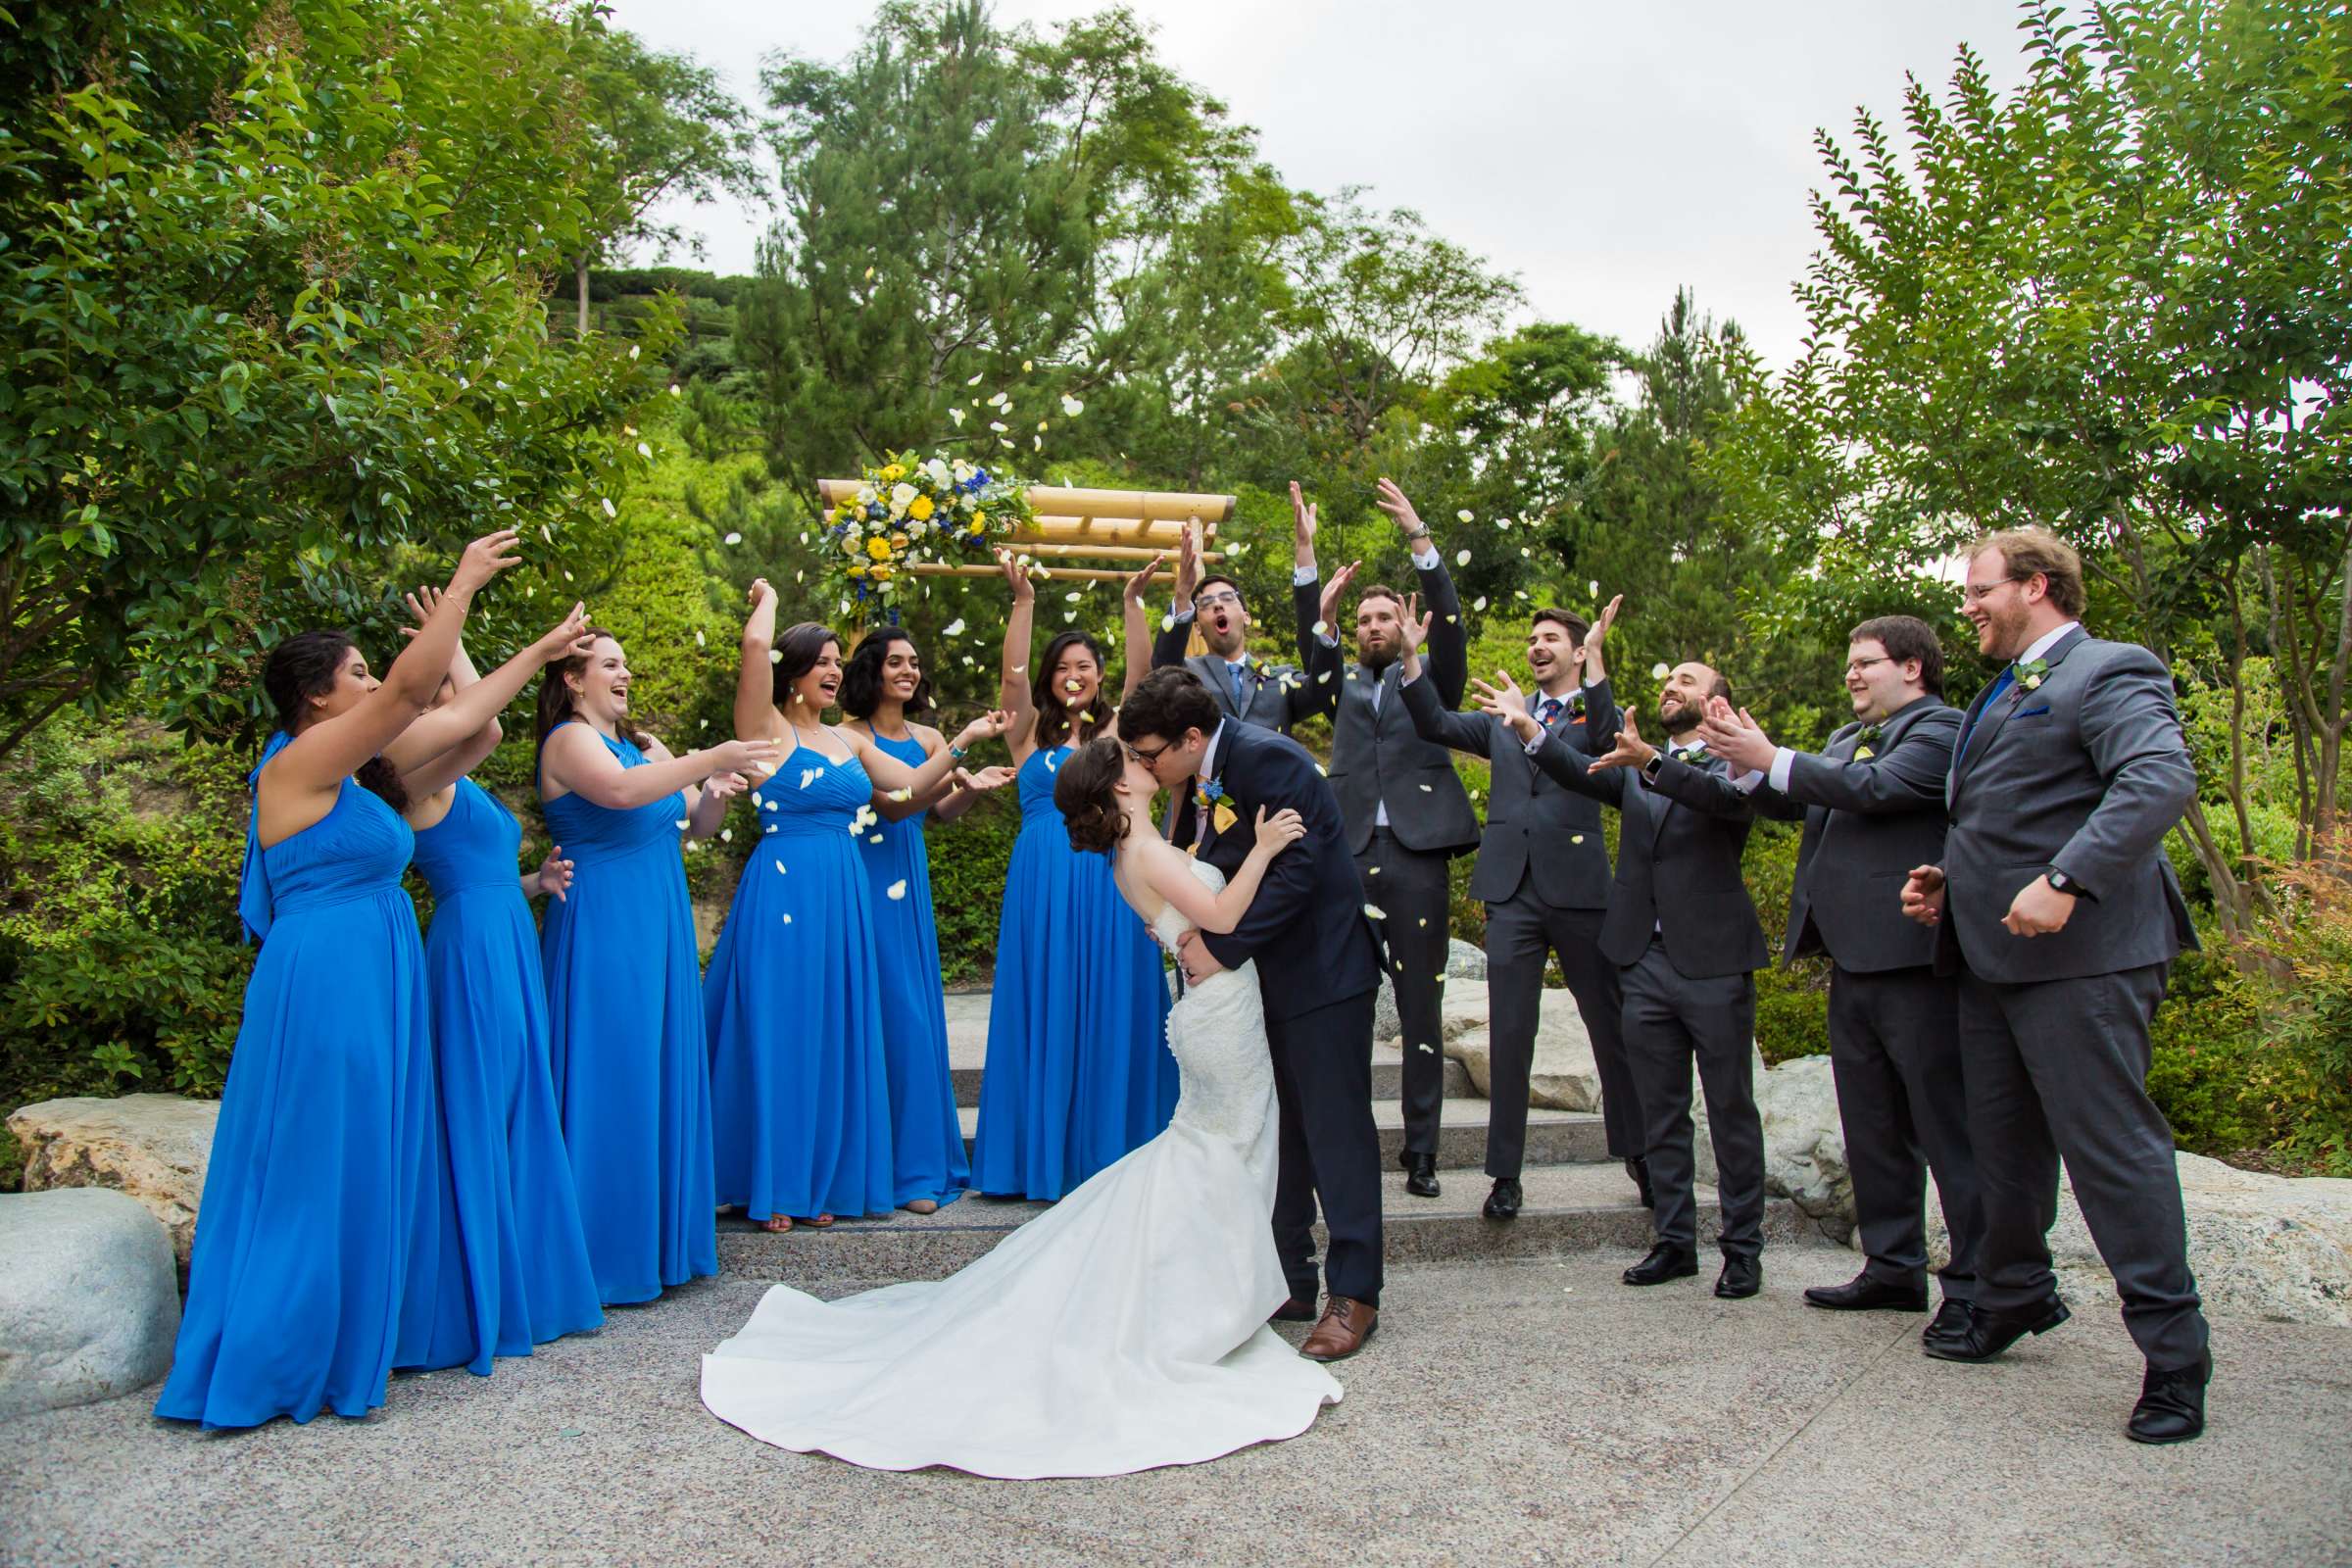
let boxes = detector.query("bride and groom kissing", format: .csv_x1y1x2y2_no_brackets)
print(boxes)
699,665,1384,1480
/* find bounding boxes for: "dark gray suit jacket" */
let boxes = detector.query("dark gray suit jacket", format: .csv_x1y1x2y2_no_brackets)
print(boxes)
1401,670,1619,908
1528,739,1767,978
1150,579,1339,735
1938,628,2198,984
1316,557,1479,857
1753,696,1959,974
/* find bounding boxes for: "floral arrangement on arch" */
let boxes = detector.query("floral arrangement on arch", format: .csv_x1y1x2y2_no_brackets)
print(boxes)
824,451,1033,616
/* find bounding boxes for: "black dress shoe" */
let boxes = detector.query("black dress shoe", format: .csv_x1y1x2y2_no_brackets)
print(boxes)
1920,1295,2071,1362
1625,1156,1654,1210
1921,1298,1976,1352
1268,1296,1319,1324
2128,1352,2210,1445
1803,1272,1929,1312
1622,1244,1699,1286
1404,1152,1442,1199
1715,1255,1762,1299
1482,1177,1522,1219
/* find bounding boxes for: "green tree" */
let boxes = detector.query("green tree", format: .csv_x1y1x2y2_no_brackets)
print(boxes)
0,0,681,753
1710,0,2352,938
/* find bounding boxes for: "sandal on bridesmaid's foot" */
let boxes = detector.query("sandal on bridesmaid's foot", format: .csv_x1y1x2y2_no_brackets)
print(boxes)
797,1213,836,1229
761,1213,793,1234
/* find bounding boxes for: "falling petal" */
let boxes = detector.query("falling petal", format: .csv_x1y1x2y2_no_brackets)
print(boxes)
1363,905,1388,920
1456,510,1474,522
602,498,617,518
628,345,640,361
1455,549,1472,566
695,629,706,647
1651,662,1671,679
637,442,653,458
887,880,908,901
944,617,967,637
724,531,743,545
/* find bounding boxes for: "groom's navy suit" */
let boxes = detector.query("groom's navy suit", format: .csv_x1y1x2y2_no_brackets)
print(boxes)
1172,717,1386,1307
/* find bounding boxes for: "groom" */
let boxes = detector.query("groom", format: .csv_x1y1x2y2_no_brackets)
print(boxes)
1119,665,1387,1361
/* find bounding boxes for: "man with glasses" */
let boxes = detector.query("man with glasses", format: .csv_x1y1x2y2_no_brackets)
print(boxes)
1900,526,2209,1445
1150,496,1337,735
1695,615,1984,1354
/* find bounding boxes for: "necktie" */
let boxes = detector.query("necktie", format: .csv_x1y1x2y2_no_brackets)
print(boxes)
1229,662,1247,709
1961,666,2015,759
1537,696,1564,730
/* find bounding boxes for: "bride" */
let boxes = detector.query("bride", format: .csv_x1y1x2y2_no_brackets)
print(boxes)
700,734,1345,1477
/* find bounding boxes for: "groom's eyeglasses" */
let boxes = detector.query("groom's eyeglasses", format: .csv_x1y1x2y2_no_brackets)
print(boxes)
1125,739,1176,766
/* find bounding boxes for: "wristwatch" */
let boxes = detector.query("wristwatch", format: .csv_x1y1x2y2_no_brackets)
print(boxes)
2044,869,2083,898
1641,752,1665,783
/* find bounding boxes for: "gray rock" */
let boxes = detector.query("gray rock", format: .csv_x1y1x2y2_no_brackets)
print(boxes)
0,1188,180,1417
1690,1049,1853,1239
1446,939,1487,981
8,1094,220,1274
1438,979,1604,1113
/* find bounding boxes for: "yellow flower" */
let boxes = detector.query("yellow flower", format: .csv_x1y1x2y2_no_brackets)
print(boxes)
971,509,987,529
880,464,905,482
870,564,894,581
847,562,868,578
907,495,934,521
866,536,893,562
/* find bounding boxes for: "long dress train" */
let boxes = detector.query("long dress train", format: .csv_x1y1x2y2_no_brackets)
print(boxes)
705,739,894,1220
858,730,968,1209
700,858,1343,1478
539,723,716,1303
155,744,435,1427
968,744,1174,1199
396,777,603,1370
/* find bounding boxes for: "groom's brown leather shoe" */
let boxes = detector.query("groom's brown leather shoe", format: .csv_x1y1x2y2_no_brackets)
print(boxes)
1300,1297,1376,1362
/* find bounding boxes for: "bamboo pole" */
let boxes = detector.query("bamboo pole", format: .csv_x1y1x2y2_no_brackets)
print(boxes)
900,564,1148,582
816,480,1235,526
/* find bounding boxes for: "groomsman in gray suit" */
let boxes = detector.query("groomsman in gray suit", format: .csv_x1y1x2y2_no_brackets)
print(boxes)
1902,526,2210,1445
1297,479,1479,1200
1696,614,1985,1352
1396,590,1646,1220
1150,499,1337,734
1476,659,1771,1298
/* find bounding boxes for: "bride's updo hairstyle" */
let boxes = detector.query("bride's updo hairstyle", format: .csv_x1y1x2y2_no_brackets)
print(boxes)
1054,735,1132,857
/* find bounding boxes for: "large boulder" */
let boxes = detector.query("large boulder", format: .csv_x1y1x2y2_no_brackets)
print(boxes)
1690,1052,1855,1239
1879,1153,2352,1328
1437,979,1604,1113
7,1095,220,1272
0,1188,180,1416
1372,939,1492,1051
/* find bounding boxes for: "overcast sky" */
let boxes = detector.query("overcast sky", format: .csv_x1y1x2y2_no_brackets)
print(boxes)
604,0,2035,368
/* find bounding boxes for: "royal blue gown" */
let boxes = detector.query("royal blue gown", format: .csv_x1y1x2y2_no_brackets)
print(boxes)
156,740,436,1428
396,777,603,1371
539,723,716,1303
858,731,969,1209
969,743,1175,1200
706,738,895,1220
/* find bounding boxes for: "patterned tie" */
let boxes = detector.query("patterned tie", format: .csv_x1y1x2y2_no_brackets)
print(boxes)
1960,665,2015,760
1537,696,1564,731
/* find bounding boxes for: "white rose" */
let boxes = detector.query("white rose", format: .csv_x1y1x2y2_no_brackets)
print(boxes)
889,482,918,516
924,458,951,485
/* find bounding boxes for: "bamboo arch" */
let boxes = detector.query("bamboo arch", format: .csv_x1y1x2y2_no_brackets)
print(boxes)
814,481,1236,584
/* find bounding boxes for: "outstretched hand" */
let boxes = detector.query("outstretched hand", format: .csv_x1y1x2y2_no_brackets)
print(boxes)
1122,551,1167,610
1695,695,1774,773
532,845,575,902
1317,561,1361,635
996,548,1034,605
1588,706,1658,772
1397,592,1432,660
1472,671,1539,742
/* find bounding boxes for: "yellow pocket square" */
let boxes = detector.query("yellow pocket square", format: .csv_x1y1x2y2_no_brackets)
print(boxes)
1212,802,1239,834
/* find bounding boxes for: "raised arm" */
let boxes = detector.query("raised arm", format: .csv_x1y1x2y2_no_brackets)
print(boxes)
1375,479,1470,710
737,577,783,743
1396,599,1493,757
1785,711,1957,815
1473,672,1626,807
390,602,593,790
1123,551,1166,700
267,530,520,808
1141,806,1305,935
843,710,1009,796
1151,520,1202,668
996,551,1041,762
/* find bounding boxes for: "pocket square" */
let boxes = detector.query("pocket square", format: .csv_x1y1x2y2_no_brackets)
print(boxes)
2017,705,2052,718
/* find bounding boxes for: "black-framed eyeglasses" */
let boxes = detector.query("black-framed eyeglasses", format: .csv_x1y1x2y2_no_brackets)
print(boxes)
1125,739,1176,766
1195,589,1244,610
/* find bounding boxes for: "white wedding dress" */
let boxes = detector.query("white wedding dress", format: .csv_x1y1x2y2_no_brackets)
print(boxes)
700,858,1344,1478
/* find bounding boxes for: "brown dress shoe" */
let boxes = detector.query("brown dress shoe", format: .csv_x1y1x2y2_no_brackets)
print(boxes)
1299,1297,1377,1362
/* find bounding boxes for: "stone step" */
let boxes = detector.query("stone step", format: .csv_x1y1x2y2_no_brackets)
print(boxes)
946,1100,1610,1172
715,1162,1802,1284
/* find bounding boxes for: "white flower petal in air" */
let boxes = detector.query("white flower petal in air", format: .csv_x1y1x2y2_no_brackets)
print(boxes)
887,788,913,803
774,859,787,874
669,384,681,397
629,344,640,360
637,442,652,459
1455,549,1472,566
724,531,743,546
1456,510,1474,522
967,371,984,386
887,880,908,901
800,768,821,789
1589,580,1600,597
1651,662,1671,679
719,829,731,843
601,497,616,518
673,818,689,830
943,617,967,637
1021,360,1033,371
1060,395,1084,416
695,629,706,647
782,913,793,924
949,408,965,425
1473,596,1489,612
1363,905,1388,920
769,649,782,663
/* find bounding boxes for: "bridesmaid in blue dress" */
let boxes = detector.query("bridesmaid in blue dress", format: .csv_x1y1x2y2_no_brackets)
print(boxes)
705,582,1008,1231
837,626,1015,1213
156,529,520,1429
969,551,1179,1200
536,630,779,1304
378,591,607,1372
